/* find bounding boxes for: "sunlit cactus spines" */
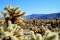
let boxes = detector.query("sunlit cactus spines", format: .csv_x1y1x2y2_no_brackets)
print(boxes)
4,5,25,26
36,33,43,40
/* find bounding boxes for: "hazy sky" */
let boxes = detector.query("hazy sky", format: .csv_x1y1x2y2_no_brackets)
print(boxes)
0,0,60,15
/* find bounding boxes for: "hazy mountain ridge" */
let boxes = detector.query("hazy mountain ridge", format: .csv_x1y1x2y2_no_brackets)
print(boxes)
25,13,60,20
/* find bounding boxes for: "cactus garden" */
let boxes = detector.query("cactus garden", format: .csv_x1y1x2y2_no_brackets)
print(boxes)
0,6,60,40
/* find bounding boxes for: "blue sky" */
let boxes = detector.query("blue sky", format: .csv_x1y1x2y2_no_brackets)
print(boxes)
0,0,60,15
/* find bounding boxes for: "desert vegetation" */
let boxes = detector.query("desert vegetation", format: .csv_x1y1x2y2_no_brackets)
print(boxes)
0,6,60,40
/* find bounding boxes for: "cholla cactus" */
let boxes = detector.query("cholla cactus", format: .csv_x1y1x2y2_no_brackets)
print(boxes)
0,5,25,40
36,33,43,40
0,27,4,39
6,20,16,32
30,31,36,40
4,5,25,25
0,26,24,40
43,29,59,40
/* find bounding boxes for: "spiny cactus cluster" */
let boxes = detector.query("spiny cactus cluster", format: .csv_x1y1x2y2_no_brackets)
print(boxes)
0,5,25,40
0,25,60,40
3,5,25,26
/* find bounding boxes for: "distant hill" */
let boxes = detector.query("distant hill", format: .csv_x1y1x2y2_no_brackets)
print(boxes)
25,13,60,20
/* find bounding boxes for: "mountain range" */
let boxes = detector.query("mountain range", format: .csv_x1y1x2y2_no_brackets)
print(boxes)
25,13,60,20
